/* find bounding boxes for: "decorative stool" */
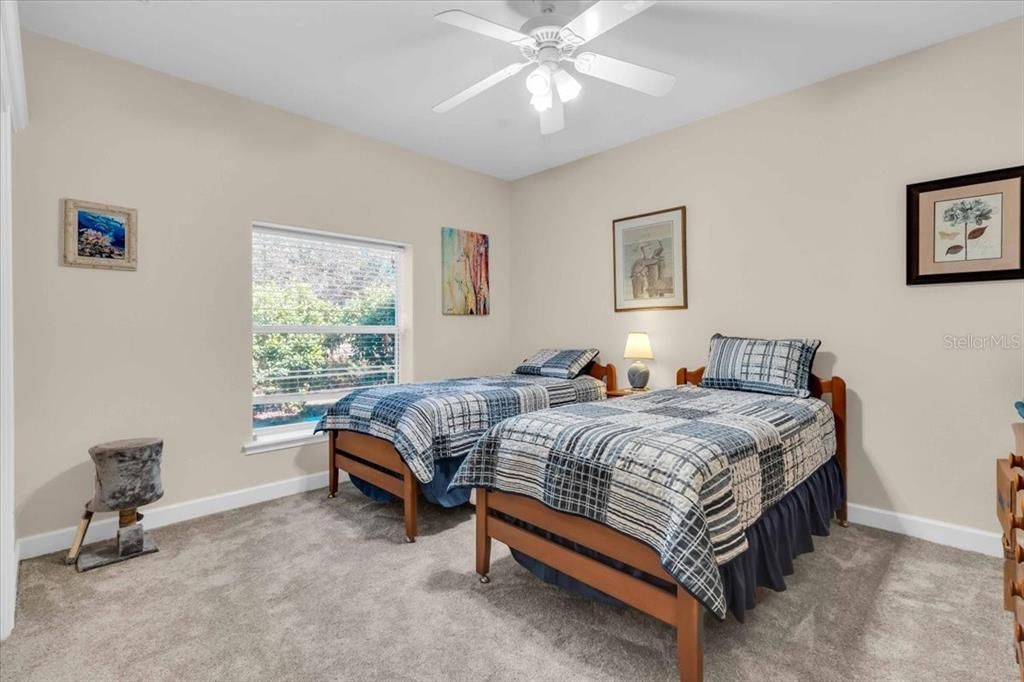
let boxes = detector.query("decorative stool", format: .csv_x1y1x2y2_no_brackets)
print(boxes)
65,438,164,572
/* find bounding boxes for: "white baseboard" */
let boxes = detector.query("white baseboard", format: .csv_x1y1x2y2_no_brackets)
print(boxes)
15,477,1001,562
16,471,328,561
847,503,1001,558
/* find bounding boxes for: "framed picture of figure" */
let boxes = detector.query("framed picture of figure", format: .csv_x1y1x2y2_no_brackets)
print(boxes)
612,206,686,311
907,166,1023,285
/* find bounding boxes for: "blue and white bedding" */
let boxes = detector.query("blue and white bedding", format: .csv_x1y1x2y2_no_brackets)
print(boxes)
315,374,606,504
450,385,836,618
702,333,820,398
514,348,599,379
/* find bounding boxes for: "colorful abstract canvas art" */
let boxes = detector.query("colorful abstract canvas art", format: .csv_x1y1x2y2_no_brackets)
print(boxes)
442,226,489,315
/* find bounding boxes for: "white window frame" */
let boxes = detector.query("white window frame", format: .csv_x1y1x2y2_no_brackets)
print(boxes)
245,222,405,453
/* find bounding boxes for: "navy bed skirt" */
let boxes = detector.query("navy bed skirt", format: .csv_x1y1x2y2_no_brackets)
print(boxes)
349,454,471,508
506,456,845,622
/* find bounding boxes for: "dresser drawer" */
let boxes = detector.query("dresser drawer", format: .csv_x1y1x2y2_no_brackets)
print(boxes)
1015,601,1024,682
998,458,1024,537
1006,532,1024,611
1009,556,1018,611
1010,558,1024,604
1017,642,1024,682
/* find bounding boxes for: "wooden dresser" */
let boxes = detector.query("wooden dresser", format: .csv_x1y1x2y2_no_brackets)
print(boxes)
998,423,1024,680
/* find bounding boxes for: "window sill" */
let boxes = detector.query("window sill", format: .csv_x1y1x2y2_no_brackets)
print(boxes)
242,429,327,455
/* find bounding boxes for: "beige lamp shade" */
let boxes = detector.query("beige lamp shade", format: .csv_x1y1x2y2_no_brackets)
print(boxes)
623,332,654,360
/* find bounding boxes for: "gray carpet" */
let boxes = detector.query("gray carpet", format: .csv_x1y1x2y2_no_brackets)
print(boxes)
0,483,1014,681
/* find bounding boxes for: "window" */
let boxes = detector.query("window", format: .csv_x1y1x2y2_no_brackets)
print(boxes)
251,224,402,435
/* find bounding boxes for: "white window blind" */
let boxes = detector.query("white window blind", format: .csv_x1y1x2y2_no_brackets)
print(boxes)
251,224,401,433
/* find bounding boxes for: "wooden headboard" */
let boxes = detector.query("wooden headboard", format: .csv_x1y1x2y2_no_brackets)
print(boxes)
588,362,618,393
675,367,844,401
676,366,848,527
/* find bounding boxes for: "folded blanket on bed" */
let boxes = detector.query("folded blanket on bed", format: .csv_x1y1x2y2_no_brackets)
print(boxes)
315,374,606,483
450,385,836,619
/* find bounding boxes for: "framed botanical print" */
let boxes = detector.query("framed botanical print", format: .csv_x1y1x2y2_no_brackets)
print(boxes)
63,198,138,271
613,206,686,311
907,166,1023,285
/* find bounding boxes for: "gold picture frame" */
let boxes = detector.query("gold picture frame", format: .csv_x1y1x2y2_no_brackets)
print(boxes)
63,198,138,271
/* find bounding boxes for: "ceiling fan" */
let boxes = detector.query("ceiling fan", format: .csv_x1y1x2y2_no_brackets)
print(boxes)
432,1,675,135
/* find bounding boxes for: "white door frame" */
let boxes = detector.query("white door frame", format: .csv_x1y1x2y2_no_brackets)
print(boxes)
0,0,28,641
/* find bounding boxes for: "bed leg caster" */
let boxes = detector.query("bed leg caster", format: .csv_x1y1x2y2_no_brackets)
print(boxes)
327,492,336,499
479,575,490,584
405,536,416,544
838,520,849,528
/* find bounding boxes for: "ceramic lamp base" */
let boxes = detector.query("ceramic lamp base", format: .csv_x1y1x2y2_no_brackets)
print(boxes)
627,361,650,389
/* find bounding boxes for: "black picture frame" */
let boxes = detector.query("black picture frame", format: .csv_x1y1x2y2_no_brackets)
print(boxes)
906,165,1024,285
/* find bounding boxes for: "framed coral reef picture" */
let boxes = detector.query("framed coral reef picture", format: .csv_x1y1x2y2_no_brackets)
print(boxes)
907,166,1023,285
63,198,138,271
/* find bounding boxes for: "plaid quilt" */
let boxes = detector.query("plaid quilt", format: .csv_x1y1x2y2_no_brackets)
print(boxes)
315,375,606,483
451,385,836,619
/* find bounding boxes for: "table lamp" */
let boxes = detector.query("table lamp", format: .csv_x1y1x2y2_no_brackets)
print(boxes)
623,332,654,390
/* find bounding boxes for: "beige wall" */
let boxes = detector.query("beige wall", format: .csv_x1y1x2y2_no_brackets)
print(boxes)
12,21,1024,540
12,34,514,537
510,19,1024,534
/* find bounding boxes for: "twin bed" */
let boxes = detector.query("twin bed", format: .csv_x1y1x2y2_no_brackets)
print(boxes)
316,340,846,682
317,351,618,541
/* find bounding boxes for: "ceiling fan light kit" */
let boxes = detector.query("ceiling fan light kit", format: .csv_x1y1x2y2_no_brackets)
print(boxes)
526,65,552,96
433,0,675,135
530,89,552,112
553,68,582,102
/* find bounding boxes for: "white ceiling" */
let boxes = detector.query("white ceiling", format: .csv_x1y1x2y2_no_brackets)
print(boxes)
19,0,1024,180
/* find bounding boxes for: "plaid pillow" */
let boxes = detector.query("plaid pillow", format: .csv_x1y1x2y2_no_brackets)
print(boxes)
514,348,600,380
700,334,820,398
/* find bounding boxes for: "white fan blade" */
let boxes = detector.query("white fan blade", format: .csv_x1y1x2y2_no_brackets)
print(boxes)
433,62,528,113
540,90,564,135
559,1,656,47
573,52,674,96
435,10,536,47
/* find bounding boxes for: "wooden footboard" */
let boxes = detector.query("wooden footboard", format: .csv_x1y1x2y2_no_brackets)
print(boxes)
329,430,419,542
325,360,619,543
475,488,704,681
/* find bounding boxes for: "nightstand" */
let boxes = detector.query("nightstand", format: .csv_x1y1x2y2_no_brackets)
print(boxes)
607,388,650,398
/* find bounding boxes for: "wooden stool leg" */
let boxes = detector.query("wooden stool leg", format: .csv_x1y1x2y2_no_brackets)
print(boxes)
327,433,338,499
476,488,492,583
677,589,704,682
65,509,94,565
118,509,138,527
403,464,418,543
